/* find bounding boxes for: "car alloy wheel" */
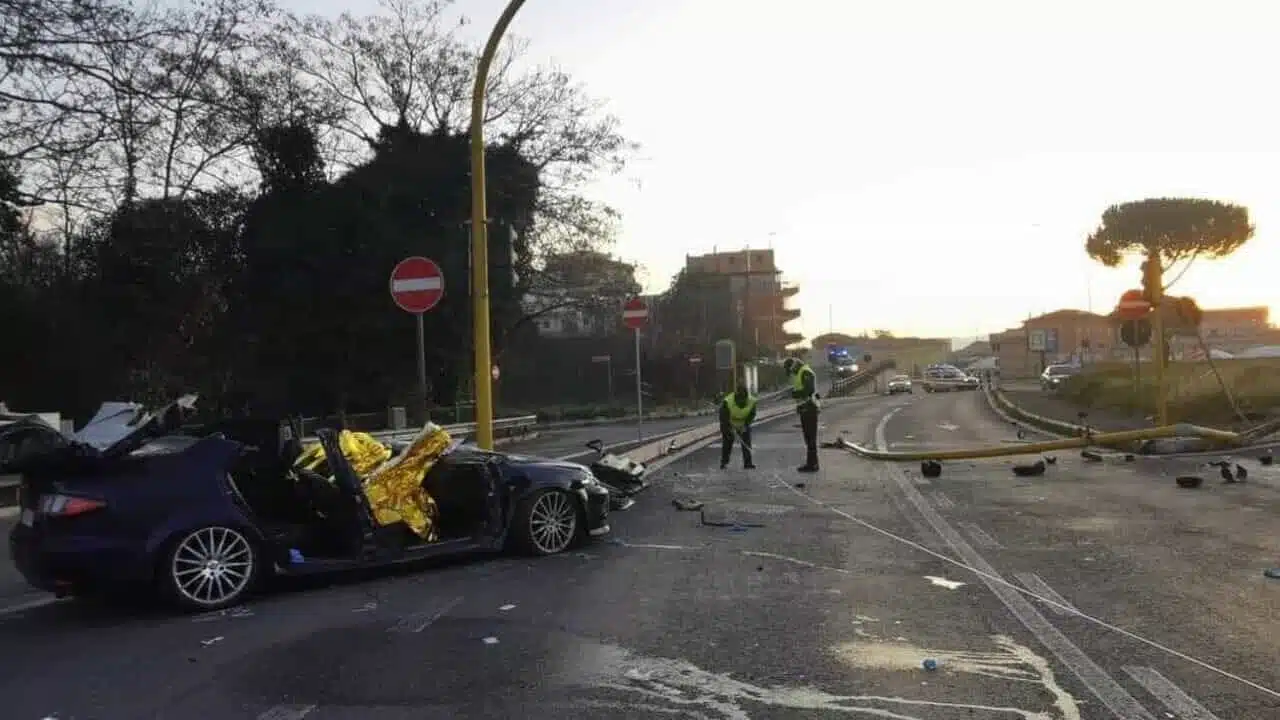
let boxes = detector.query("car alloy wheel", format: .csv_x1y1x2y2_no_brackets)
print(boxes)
167,526,257,610
527,490,579,555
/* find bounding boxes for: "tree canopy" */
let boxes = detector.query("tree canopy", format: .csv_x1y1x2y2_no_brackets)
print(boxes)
1085,198,1254,282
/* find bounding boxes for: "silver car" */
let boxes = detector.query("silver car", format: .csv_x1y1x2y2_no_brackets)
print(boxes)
887,374,913,394
1040,364,1078,391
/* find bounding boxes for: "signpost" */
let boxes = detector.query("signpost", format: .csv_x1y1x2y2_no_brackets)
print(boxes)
390,257,445,421
622,298,648,439
1116,289,1152,320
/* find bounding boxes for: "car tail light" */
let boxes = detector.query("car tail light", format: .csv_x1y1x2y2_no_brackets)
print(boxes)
38,493,106,518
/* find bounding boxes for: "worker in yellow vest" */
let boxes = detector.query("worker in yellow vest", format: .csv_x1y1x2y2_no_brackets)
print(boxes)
783,357,821,472
719,385,758,470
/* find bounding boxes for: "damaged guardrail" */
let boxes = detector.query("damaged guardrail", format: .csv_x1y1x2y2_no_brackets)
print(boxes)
301,414,538,444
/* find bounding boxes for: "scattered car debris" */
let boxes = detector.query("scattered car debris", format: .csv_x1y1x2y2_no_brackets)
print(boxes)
921,460,942,478
922,658,939,671
924,576,965,590
1123,454,1135,462
352,601,378,613
482,636,499,645
699,509,765,528
1081,450,1103,462
1210,461,1248,483
820,439,841,448
1265,568,1280,580
1175,476,1204,489
1044,455,1057,465
499,604,516,612
672,498,705,512
794,482,806,489
200,636,224,647
1011,460,1045,477
1259,454,1273,466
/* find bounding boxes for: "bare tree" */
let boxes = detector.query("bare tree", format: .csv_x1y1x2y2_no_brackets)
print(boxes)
271,0,635,235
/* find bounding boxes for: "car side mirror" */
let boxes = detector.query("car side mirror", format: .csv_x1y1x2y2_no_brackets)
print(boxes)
586,439,604,453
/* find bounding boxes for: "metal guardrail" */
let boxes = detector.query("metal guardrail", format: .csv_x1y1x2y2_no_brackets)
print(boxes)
301,414,539,444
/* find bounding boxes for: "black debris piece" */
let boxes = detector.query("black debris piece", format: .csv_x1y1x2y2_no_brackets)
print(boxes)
794,482,806,489
1219,465,1235,484
1016,429,1026,440
672,498,704,512
699,509,766,528
1123,454,1135,462
1011,460,1046,477
1175,475,1204,489
921,460,942,478
1044,455,1057,465
1259,454,1273,466
1081,450,1103,462
1235,464,1248,482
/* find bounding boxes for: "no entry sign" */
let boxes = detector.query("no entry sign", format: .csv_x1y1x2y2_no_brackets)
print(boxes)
622,297,648,330
1115,288,1151,320
390,256,444,314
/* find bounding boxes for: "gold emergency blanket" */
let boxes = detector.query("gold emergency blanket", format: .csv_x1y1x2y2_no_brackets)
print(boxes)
292,424,451,540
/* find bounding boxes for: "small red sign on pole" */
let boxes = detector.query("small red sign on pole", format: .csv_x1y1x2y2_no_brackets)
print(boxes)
390,256,444,314
1115,288,1151,320
622,297,648,330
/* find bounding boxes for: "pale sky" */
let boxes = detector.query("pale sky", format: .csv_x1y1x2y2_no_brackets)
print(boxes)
292,0,1280,341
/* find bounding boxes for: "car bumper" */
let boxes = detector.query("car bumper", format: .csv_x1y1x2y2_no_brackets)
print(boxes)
582,485,611,536
887,385,911,393
9,524,150,595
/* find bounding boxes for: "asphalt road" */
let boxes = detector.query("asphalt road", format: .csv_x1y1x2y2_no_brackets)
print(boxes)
6,388,1274,718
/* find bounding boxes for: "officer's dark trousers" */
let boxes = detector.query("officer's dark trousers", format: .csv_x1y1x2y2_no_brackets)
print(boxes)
721,425,752,467
799,405,819,468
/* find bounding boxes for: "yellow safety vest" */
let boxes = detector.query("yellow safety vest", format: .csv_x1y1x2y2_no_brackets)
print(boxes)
723,393,758,428
792,363,820,410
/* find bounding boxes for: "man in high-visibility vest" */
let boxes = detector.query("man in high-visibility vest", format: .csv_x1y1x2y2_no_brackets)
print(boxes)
719,385,758,470
783,357,821,472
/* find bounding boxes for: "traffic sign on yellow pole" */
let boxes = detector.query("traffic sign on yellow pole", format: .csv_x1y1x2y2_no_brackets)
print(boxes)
469,0,528,450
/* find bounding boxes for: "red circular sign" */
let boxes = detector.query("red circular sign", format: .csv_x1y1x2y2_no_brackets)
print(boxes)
622,297,648,330
390,256,444,314
1115,288,1150,320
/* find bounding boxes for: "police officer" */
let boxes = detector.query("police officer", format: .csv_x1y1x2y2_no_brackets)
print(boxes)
783,357,820,472
719,385,758,470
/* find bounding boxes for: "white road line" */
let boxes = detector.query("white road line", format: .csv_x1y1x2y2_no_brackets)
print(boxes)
929,491,955,510
960,522,1004,549
388,595,462,633
0,595,59,617
256,704,316,720
1123,666,1223,720
1014,572,1077,617
873,409,1157,720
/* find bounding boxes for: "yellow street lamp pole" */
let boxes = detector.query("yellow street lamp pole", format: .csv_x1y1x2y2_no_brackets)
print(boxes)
470,0,527,450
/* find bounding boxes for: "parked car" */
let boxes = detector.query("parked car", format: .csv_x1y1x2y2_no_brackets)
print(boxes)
1040,364,1079,392
6,396,624,611
886,375,913,394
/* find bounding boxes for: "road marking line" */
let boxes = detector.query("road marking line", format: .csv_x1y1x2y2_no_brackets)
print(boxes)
257,705,316,720
1123,666,1223,720
872,409,1157,720
388,595,462,633
961,522,1004,549
0,595,59,617
928,491,955,510
1014,572,1077,617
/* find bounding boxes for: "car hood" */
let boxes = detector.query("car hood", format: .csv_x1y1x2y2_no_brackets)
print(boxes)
2,394,199,466
446,445,589,473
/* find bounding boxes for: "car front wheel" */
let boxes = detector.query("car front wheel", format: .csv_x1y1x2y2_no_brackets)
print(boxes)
512,489,582,556
161,525,260,611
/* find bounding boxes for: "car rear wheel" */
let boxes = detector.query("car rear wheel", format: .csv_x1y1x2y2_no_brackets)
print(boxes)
512,489,581,556
161,525,260,611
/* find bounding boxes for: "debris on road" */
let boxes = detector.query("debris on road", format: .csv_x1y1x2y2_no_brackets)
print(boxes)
672,497,704,511
924,576,966,590
1259,454,1273,466
922,658,939,671
482,636,499,645
1044,455,1057,465
921,460,942,478
1265,568,1280,579
499,604,516,611
1175,475,1204,489
699,508,766,529
1081,450,1103,462
200,636,224,647
1011,460,1046,477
